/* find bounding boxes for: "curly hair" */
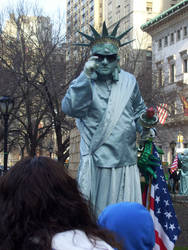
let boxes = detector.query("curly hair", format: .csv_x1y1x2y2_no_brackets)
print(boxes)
0,157,121,250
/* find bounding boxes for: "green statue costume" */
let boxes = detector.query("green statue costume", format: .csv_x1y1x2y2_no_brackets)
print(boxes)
179,149,188,195
62,22,146,215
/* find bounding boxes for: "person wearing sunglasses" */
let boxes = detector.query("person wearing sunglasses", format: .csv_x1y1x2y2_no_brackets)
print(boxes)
62,21,146,216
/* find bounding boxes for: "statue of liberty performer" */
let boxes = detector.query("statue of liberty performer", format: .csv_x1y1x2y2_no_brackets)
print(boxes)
62,22,146,215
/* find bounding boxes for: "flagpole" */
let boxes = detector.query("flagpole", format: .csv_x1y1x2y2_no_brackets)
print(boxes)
147,176,152,211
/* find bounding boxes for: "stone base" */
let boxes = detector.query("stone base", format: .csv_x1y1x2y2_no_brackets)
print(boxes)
171,194,188,247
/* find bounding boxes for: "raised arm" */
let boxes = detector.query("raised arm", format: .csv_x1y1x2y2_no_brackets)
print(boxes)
62,72,93,118
62,56,99,118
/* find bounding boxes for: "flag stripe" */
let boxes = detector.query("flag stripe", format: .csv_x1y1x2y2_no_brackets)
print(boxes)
150,196,155,210
157,104,168,125
155,230,167,250
170,155,178,174
150,197,175,250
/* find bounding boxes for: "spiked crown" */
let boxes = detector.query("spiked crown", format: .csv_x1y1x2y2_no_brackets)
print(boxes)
76,21,133,50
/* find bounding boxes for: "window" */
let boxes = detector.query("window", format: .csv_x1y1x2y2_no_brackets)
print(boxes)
146,1,152,13
177,29,181,40
170,64,175,83
158,68,163,86
183,26,187,37
146,50,152,61
158,39,162,49
170,33,174,43
184,59,188,73
164,36,168,46
180,50,188,73
82,14,85,22
156,62,163,87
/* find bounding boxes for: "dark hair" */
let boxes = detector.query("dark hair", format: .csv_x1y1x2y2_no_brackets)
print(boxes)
0,157,121,250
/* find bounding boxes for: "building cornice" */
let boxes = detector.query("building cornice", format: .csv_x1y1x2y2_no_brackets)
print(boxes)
141,0,188,32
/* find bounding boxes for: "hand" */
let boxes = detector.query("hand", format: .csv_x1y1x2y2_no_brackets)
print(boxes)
84,56,99,78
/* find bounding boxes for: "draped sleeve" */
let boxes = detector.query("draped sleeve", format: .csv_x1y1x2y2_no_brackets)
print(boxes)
132,82,146,133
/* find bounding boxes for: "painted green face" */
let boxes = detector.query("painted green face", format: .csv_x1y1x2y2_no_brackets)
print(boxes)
91,43,118,77
94,53,118,76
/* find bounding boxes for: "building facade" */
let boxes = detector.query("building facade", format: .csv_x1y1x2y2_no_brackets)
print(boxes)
142,0,188,164
4,14,51,44
66,0,182,71
66,0,104,42
66,0,182,48
103,0,182,50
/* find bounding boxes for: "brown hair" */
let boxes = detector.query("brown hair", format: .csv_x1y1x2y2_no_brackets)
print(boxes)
0,156,121,250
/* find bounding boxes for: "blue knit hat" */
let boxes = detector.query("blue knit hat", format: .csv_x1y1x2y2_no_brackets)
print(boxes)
98,202,155,250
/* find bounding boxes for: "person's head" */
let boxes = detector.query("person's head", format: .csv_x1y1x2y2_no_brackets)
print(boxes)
77,21,133,80
91,42,119,77
0,157,120,250
98,202,155,250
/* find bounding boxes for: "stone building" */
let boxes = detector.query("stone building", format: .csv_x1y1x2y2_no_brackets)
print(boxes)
104,0,182,50
66,0,104,41
142,0,188,164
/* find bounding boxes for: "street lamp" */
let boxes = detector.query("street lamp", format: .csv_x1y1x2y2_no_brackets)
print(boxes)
0,96,14,174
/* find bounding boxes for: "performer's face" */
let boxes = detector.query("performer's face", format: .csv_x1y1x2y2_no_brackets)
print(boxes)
94,53,118,76
91,43,119,77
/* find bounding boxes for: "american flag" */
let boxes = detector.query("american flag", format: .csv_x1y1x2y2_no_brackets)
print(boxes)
145,144,180,250
157,104,168,125
170,155,178,174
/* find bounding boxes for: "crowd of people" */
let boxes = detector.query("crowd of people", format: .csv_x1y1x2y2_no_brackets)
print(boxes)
168,151,188,195
0,156,155,250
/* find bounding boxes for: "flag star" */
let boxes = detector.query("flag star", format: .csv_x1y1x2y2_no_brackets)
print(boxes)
155,184,159,191
169,224,175,231
164,223,168,229
164,200,169,206
160,176,165,182
160,165,163,170
157,208,161,214
163,188,167,194
156,196,160,203
165,212,172,219
173,235,178,241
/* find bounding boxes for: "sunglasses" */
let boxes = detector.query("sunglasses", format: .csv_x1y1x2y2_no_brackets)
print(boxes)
94,54,117,63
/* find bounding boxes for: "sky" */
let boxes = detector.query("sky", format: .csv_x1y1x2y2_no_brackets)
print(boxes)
0,0,66,18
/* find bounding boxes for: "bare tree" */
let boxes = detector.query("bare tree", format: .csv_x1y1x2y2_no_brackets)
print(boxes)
0,2,88,162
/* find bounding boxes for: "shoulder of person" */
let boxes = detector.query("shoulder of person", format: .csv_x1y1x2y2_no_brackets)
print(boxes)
120,69,137,83
120,69,136,79
52,229,113,250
